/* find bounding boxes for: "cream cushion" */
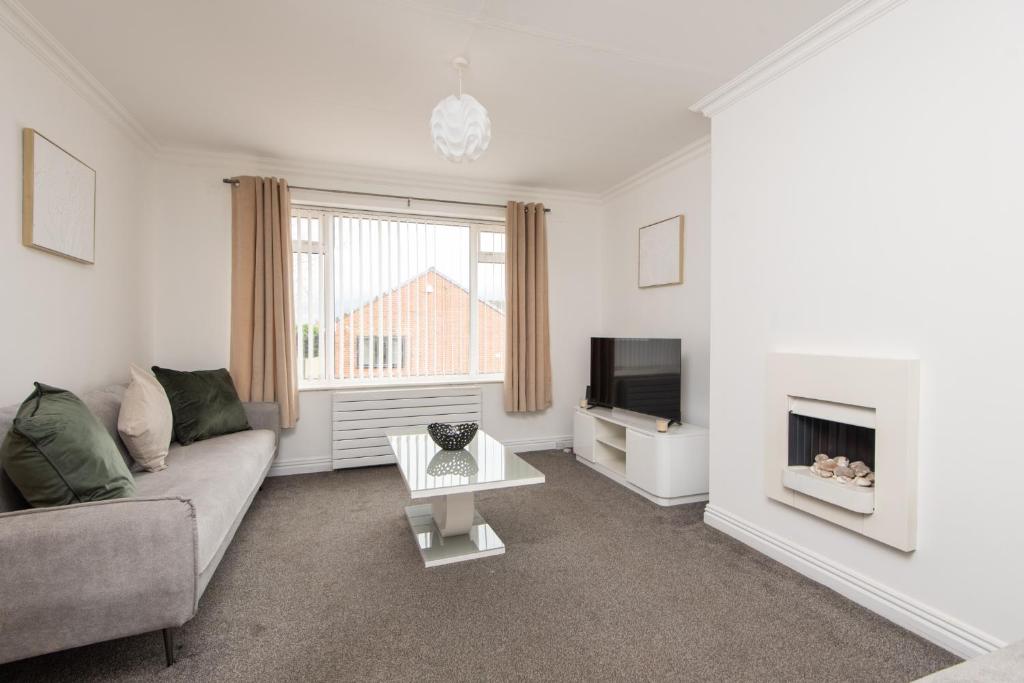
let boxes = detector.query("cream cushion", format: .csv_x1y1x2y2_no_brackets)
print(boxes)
117,364,173,472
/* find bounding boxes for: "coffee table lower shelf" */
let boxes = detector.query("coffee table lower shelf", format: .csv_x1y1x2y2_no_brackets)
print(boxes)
404,504,505,568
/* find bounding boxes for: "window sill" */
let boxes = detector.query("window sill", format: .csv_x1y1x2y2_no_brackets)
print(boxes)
298,375,504,393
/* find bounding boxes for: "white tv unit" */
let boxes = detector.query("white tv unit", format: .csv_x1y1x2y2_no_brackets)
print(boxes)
573,406,709,506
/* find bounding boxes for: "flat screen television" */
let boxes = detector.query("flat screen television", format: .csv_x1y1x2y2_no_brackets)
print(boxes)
589,337,681,423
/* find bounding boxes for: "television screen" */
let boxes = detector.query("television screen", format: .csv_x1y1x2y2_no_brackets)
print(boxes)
590,338,681,422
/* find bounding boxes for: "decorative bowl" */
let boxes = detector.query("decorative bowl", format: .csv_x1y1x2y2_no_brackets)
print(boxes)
426,449,478,477
427,422,478,450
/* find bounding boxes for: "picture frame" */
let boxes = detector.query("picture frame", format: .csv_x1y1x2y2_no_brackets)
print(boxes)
22,128,96,264
638,214,684,288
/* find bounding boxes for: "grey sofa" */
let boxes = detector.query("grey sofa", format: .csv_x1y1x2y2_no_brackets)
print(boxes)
0,384,280,666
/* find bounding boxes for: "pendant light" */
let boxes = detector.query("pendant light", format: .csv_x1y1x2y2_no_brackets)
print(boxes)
430,57,491,163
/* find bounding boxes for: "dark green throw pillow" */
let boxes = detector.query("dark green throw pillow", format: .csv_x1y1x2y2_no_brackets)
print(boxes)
151,367,250,445
0,383,136,507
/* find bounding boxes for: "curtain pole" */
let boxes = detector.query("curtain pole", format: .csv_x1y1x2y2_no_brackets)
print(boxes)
222,178,551,213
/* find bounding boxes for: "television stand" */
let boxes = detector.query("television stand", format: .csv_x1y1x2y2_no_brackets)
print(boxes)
573,406,709,506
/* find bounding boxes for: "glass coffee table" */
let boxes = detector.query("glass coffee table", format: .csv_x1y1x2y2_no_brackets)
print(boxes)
387,426,545,567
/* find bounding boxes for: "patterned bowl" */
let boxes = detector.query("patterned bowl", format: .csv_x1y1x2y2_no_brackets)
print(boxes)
427,422,478,451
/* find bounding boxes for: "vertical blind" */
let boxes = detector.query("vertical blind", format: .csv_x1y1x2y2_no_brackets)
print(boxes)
291,207,506,385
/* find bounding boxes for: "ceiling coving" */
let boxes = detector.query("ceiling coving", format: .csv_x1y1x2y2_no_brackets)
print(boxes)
430,57,491,163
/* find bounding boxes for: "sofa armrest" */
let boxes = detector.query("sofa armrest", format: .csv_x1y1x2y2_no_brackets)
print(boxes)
0,497,197,664
244,401,281,440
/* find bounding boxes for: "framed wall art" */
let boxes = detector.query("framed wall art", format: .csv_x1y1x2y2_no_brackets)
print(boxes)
638,214,683,288
23,128,96,264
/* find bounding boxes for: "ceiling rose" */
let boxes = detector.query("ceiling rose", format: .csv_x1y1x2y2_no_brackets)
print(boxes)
430,57,491,163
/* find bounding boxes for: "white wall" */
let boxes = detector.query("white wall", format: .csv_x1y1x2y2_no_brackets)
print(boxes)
149,155,605,469
0,23,153,406
601,145,711,427
707,0,1023,652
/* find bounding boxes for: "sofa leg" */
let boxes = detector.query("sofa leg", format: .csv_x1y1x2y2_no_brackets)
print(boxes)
163,627,176,666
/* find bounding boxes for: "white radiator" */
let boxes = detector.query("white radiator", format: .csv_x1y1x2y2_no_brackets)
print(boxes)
331,386,482,469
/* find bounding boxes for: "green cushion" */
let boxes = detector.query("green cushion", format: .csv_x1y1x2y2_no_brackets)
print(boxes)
152,367,251,445
0,383,136,507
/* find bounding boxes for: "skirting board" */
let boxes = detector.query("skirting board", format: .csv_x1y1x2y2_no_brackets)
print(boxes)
703,504,1005,659
503,435,574,453
267,457,332,477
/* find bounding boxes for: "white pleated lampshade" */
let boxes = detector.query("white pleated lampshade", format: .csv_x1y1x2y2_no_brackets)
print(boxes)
430,93,491,163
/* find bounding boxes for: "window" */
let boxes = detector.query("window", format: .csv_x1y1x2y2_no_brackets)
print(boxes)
291,208,505,386
357,335,406,369
477,231,506,375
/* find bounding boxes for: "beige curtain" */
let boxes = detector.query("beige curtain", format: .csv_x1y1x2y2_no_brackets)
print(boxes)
230,176,299,427
504,201,552,412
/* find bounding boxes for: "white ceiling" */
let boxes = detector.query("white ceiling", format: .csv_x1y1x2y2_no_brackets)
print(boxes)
20,0,847,193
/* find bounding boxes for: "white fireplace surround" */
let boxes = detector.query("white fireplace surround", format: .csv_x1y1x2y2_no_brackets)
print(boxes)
766,353,919,552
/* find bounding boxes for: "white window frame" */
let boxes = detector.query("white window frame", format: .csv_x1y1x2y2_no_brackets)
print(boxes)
292,205,505,389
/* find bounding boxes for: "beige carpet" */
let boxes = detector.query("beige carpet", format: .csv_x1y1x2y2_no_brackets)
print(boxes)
0,451,959,682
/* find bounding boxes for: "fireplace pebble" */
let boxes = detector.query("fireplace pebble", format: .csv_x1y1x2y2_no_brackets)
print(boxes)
809,454,874,487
